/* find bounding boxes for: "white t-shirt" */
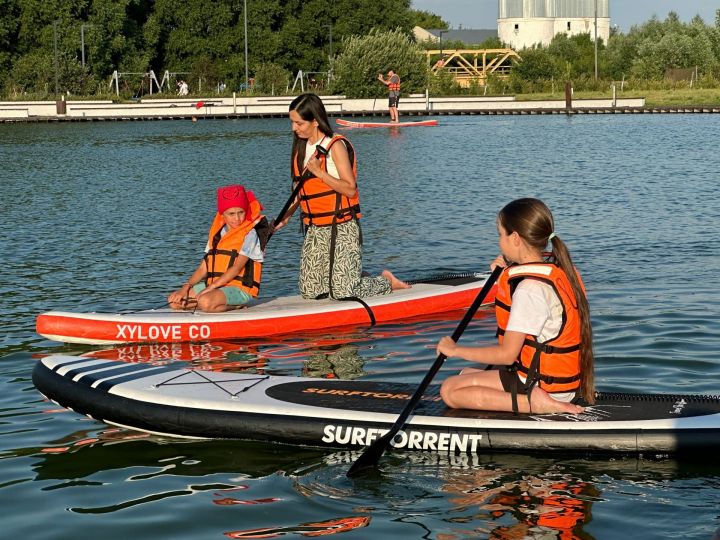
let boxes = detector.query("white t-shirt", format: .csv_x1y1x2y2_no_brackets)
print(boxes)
506,278,576,402
506,278,563,343
303,136,339,179
205,226,264,263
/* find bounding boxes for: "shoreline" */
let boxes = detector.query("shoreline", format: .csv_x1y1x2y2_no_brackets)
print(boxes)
0,94,661,123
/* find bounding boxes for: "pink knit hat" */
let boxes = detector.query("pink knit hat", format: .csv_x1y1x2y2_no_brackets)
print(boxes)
217,184,249,214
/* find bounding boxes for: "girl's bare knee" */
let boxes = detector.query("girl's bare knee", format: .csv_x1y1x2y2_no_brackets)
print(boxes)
440,380,456,408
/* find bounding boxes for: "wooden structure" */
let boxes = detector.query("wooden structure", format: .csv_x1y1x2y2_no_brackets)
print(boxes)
425,49,521,87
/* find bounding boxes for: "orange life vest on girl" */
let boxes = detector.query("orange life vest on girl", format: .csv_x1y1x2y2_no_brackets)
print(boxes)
495,262,585,393
203,196,267,297
291,135,361,227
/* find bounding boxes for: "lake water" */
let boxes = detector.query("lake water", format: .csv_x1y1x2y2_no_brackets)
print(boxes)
2,113,720,539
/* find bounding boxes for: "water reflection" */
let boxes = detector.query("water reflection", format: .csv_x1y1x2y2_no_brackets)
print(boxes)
442,468,598,539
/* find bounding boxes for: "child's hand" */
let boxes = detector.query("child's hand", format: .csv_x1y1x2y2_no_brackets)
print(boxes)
168,284,190,304
437,336,457,358
197,285,214,298
490,254,507,271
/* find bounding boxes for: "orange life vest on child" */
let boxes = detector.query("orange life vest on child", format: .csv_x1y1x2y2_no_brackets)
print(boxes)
495,262,585,393
291,135,361,227
204,196,268,297
388,77,401,92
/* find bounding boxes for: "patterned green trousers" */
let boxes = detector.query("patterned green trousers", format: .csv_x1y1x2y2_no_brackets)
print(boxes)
299,220,392,300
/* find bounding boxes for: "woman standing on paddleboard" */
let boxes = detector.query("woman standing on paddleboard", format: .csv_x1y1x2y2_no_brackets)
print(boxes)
273,93,409,300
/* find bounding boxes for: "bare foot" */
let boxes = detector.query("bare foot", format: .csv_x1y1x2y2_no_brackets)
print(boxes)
381,269,411,290
528,387,584,415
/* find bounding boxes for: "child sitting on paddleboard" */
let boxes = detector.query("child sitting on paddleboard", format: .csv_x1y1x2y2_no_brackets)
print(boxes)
168,184,269,312
436,198,594,415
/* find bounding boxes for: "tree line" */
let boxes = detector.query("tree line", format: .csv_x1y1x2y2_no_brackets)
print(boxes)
0,0,437,98
507,10,720,94
2,2,719,99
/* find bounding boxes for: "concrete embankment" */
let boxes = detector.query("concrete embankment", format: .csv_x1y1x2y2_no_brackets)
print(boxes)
0,94,677,123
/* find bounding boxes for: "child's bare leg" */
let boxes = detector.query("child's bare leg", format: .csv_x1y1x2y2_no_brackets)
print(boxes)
440,371,583,414
197,290,229,313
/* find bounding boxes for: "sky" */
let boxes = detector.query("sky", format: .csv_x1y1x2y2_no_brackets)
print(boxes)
411,1,719,32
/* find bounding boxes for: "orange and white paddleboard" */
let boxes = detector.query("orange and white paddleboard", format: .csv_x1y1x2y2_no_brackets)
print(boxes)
336,118,438,128
36,273,495,345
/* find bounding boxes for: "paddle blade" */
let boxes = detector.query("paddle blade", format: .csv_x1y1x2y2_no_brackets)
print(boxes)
347,432,393,478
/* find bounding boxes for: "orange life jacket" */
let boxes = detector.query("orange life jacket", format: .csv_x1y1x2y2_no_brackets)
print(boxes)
495,262,585,393
388,76,400,92
291,135,361,227
204,196,268,297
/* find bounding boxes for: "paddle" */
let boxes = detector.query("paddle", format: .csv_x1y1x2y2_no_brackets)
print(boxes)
268,145,329,238
346,264,502,478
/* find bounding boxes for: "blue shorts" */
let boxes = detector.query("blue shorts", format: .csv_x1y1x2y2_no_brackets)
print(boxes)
193,283,252,306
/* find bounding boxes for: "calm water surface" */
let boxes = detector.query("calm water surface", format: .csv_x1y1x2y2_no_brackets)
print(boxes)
1,113,720,538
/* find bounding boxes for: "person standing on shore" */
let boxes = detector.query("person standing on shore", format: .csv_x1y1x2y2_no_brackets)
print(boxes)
377,70,401,123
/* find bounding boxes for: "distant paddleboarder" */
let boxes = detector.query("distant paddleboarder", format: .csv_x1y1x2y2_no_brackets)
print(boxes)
377,70,401,123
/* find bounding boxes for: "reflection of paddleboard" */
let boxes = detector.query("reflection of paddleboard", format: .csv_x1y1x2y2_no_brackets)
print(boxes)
36,272,494,345
34,354,720,454
336,118,438,128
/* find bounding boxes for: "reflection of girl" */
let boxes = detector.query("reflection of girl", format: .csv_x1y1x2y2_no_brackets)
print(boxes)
274,93,409,300
443,469,597,540
437,198,594,414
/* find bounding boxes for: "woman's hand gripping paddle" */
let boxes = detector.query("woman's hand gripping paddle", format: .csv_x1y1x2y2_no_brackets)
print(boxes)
269,145,329,238
346,265,502,478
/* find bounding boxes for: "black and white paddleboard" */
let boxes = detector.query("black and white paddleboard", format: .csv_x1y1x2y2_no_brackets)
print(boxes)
33,355,720,455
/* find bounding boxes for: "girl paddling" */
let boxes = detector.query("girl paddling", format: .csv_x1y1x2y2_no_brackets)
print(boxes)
437,198,594,415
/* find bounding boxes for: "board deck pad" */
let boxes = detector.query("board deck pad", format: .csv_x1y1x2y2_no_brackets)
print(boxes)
33,355,720,455
266,380,720,422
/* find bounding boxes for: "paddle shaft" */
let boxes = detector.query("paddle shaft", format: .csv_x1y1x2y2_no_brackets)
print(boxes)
346,265,502,477
269,145,329,235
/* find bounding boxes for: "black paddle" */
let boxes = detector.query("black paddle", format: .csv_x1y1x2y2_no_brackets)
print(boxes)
346,265,502,478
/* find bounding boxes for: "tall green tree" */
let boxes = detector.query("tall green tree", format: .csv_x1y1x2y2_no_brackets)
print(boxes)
332,28,427,98
0,0,20,85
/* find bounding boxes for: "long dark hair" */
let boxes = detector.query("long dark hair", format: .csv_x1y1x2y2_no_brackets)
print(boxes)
498,198,595,403
289,93,334,172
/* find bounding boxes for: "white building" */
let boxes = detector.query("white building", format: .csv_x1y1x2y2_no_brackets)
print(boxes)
498,0,609,50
